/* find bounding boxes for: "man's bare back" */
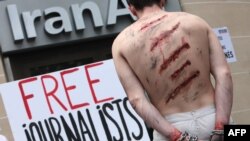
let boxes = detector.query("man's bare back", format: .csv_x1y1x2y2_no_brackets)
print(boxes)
113,1,232,140
114,11,214,116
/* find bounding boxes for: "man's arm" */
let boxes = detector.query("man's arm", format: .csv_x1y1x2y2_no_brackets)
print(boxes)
112,41,181,141
208,27,233,130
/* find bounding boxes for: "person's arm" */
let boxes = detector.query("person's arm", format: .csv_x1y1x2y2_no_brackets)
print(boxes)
112,41,181,141
208,27,233,130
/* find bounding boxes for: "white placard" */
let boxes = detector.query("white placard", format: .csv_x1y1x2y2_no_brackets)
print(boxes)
0,59,150,141
213,27,237,63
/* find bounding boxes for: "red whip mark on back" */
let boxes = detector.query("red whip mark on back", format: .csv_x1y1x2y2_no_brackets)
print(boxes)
159,38,190,74
150,22,180,52
171,60,191,80
140,14,168,31
166,70,200,103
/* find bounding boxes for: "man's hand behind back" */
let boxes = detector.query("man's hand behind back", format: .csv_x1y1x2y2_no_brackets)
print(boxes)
210,134,224,141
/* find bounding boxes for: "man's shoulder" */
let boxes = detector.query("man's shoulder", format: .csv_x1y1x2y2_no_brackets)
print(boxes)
113,25,133,47
171,12,203,21
168,11,192,16
113,29,126,47
112,26,130,53
172,12,209,28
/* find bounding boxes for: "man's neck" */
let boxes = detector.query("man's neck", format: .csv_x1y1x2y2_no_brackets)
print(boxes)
137,5,164,19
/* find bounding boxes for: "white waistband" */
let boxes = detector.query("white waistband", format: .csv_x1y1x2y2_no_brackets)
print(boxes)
164,105,215,123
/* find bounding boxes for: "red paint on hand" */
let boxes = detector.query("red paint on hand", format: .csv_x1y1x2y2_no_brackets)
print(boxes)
171,128,182,141
215,121,224,130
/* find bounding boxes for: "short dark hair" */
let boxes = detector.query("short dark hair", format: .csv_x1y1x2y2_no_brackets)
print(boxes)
126,0,162,10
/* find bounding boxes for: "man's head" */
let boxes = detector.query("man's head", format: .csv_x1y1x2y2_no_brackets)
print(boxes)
126,0,166,17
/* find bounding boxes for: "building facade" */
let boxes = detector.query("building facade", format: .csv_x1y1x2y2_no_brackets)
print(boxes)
1,0,250,140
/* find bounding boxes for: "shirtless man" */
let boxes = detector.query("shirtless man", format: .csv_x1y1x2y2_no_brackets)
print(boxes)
112,0,233,140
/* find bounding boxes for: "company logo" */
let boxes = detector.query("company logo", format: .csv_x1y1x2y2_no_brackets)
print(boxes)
224,125,250,140
6,0,136,41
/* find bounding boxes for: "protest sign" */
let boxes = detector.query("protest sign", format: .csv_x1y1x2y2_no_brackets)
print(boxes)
213,27,237,63
0,59,150,141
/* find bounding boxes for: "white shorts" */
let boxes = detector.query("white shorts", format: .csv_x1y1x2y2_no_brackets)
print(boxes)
153,105,225,141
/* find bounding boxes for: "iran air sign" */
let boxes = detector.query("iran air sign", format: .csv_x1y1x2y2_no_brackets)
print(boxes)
7,0,135,40
0,0,136,53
